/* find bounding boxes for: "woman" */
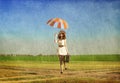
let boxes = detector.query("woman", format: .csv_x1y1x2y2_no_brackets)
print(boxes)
54,30,68,74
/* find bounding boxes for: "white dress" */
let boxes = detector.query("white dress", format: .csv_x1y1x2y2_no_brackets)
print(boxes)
57,39,67,55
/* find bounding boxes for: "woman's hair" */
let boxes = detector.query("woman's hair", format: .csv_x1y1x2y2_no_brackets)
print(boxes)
58,30,66,40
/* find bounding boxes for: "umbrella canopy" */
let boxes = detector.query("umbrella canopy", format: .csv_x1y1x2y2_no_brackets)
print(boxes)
47,18,68,29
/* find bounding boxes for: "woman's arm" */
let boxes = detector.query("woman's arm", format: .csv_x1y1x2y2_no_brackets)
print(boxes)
54,33,58,44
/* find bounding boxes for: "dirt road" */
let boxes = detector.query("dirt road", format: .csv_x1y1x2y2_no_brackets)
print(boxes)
0,61,120,83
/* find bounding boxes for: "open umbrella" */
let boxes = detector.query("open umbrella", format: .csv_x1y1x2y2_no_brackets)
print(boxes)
47,18,68,29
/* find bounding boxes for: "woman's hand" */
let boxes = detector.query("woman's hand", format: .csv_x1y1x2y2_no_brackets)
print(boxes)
54,33,58,37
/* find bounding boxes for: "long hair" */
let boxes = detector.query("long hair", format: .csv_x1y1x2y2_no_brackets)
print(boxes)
58,30,66,40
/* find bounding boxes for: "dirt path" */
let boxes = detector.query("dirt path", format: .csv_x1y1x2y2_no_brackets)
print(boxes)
0,65,120,83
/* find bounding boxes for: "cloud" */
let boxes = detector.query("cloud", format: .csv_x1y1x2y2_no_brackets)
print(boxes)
0,34,56,55
68,37,119,55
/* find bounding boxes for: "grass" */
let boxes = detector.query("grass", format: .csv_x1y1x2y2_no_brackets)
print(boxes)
0,61,120,83
0,54,120,61
0,54,120,83
71,54,120,61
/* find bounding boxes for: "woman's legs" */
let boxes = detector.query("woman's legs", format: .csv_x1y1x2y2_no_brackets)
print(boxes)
64,61,67,70
59,55,65,74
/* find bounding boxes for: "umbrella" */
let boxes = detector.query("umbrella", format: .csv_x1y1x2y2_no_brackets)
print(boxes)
47,18,68,29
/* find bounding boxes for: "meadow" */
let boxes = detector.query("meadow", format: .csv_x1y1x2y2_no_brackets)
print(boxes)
0,54,120,61
0,54,120,83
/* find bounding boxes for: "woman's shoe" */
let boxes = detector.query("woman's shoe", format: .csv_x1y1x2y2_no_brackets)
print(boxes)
60,72,63,74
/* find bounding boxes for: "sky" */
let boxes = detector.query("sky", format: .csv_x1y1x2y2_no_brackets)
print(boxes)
0,0,120,55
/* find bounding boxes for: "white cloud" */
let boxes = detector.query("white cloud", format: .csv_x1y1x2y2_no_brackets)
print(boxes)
68,36,120,55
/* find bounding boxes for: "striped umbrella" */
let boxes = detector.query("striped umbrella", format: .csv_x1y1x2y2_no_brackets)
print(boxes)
47,18,68,29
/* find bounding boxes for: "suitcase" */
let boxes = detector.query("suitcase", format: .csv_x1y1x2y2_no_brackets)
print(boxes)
65,55,70,63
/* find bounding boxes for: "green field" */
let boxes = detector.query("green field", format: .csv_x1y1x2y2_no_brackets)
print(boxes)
0,55,120,83
0,54,120,61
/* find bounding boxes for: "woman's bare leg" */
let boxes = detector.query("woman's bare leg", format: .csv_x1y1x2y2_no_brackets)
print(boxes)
64,61,67,70
60,64,63,74
59,55,63,74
